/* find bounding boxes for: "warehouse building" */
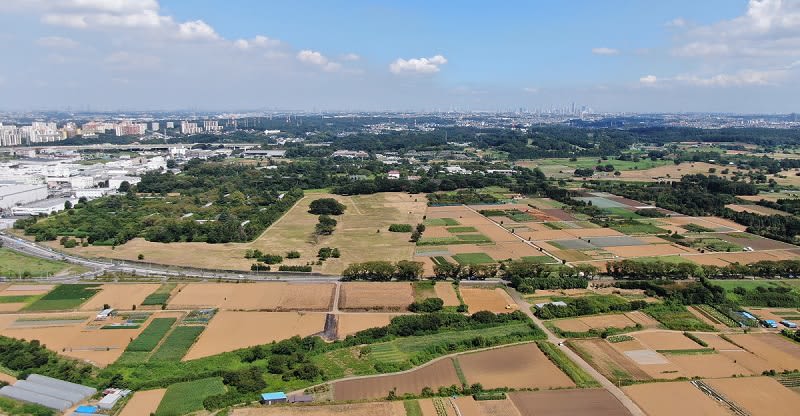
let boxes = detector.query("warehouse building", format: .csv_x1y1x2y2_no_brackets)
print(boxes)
0,184,48,210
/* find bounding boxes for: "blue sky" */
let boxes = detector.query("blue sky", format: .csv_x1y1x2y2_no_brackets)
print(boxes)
0,0,798,112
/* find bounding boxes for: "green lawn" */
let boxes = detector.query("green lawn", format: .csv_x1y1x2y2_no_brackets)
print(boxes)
452,253,495,265
535,157,671,171
424,218,460,226
150,326,204,362
446,226,478,233
155,377,226,416
24,284,101,311
126,318,177,352
0,248,86,277
644,304,714,331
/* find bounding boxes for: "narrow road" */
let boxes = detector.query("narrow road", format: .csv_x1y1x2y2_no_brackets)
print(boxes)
507,288,646,416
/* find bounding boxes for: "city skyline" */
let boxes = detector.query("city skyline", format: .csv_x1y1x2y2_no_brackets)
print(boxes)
0,0,798,113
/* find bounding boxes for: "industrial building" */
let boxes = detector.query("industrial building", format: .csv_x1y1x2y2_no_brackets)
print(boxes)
0,374,97,411
11,197,77,216
0,184,48,210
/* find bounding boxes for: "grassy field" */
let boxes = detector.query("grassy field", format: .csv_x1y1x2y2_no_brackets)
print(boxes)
603,207,643,220
24,284,100,311
644,304,714,331
150,326,204,362
0,248,87,277
424,218,460,226
536,340,599,388
417,234,492,246
447,226,478,233
521,255,557,264
404,400,423,416
527,157,672,171
126,318,177,352
0,295,36,303
452,253,495,265
141,283,177,306
610,221,668,235
154,377,226,416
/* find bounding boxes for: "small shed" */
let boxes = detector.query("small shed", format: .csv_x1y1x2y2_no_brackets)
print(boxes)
261,392,288,405
289,394,313,403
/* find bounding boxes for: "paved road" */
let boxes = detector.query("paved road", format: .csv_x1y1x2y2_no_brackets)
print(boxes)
507,288,646,416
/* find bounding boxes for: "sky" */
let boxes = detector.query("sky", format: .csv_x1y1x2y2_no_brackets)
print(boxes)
0,0,798,113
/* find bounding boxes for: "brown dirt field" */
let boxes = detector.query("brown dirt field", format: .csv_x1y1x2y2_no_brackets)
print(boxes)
553,314,637,333
604,244,692,258
423,226,452,238
739,194,780,202
509,389,632,416
615,162,743,182
118,389,166,416
0,372,16,384
564,227,624,238
184,311,326,360
419,398,457,416
339,282,414,311
231,402,407,416
335,313,400,339
572,340,653,382
473,399,522,416
667,353,753,378
59,192,427,274
623,381,731,416
713,232,796,250
633,331,704,350
167,282,334,311
457,343,574,389
0,284,54,295
80,284,160,311
460,288,517,314
332,358,461,401
692,333,741,350
446,241,541,261
745,307,785,322
0,303,27,312
663,216,733,230
726,204,790,216
720,333,800,372
713,251,795,264
706,376,800,416
433,283,460,306
623,311,660,328
682,254,731,266
704,216,746,231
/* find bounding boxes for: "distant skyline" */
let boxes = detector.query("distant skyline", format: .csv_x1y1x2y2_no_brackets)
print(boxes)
0,0,798,113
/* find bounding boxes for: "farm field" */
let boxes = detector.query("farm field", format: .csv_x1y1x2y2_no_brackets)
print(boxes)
167,282,334,311
339,282,414,311
24,283,101,311
623,381,731,416
726,203,790,216
705,376,800,416
433,283,460,306
331,358,461,401
154,377,226,416
508,388,633,416
80,283,160,311
552,312,658,334
231,402,407,416
183,311,326,360
0,248,87,277
460,287,517,314
118,389,166,416
724,333,800,372
457,343,574,389
55,192,427,274
335,313,401,339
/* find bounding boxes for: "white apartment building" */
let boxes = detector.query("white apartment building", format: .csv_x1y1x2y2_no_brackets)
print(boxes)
151,122,160,131
203,120,222,132
181,121,200,134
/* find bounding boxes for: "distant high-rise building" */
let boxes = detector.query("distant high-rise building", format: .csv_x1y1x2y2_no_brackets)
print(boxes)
166,121,175,129
203,120,222,133
151,122,160,131
181,120,200,135
114,121,146,136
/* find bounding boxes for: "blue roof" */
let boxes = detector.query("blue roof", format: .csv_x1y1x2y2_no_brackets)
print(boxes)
261,392,287,400
75,405,97,414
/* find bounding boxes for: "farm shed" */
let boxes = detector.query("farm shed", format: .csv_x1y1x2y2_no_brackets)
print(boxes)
0,374,96,411
261,391,288,405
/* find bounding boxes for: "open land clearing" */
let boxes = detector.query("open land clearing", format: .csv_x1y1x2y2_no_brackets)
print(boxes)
509,389,633,416
705,377,800,416
331,358,461,401
335,313,402,339
231,402,407,416
623,381,731,416
339,282,414,311
459,287,517,314
433,283,460,306
184,311,326,360
118,389,166,416
552,312,657,333
724,332,800,372
457,343,574,389
80,284,159,311
51,192,426,274
168,282,334,311
453,396,522,416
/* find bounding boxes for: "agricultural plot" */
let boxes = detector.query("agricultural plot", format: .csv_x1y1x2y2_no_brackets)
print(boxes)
335,313,401,339
231,402,407,416
184,311,326,360
125,317,176,352
151,325,205,362
623,381,731,416
141,283,177,306
451,252,495,264
332,358,461,401
154,377,226,416
119,389,166,416
726,203,790,216
80,284,159,311
24,284,101,311
552,312,654,334
705,376,800,416
457,343,574,389
460,287,517,314
339,282,414,311
433,283,460,306
724,333,800,372
168,282,334,311
509,389,633,416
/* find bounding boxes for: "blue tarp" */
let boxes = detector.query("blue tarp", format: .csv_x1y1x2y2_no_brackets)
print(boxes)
75,405,97,414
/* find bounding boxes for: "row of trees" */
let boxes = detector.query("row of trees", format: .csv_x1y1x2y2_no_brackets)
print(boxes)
607,259,800,280
342,260,425,281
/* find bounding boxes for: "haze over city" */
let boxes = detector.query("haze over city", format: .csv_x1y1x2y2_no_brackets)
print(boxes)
1,0,798,113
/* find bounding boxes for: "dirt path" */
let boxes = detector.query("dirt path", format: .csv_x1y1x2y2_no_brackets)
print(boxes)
332,282,341,313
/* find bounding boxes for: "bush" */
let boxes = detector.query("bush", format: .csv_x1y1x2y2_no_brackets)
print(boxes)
409,297,444,313
251,263,270,272
278,265,312,272
286,251,301,259
389,224,413,232
257,254,283,264
309,198,346,215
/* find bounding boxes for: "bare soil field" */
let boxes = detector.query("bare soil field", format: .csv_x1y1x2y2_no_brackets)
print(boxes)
553,314,638,333
706,376,800,416
433,283,460,306
569,339,650,381
712,232,796,250
0,372,17,384
605,244,691,258
338,282,414,311
623,381,731,416
80,284,160,311
59,192,427,274
667,353,753,378
457,343,574,389
614,162,744,182
687,307,729,330
633,331,705,351
0,284,54,296
726,204,790,216
118,389,166,416
232,402,407,416
168,282,334,311
332,358,460,401
453,397,522,416
184,311,326,360
509,389,632,416
335,313,400,339
446,241,541,261
564,227,624,238
460,288,517,314
624,311,660,327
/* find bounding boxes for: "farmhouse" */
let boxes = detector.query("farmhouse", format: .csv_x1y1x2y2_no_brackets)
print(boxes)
260,391,288,405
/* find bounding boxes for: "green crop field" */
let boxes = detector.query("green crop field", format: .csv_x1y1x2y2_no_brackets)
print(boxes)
24,284,100,311
0,248,86,278
424,218,460,226
155,377,226,416
150,326,204,362
611,221,668,235
603,207,643,220
645,304,714,331
447,226,478,233
417,234,492,246
141,283,176,306
452,253,495,265
521,255,556,264
0,295,36,304
126,318,176,352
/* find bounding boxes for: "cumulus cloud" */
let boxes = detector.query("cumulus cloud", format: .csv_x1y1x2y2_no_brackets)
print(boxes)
389,55,447,74
297,50,342,72
639,75,658,84
591,47,619,56
36,36,79,48
177,20,219,41
341,53,360,61
234,35,280,49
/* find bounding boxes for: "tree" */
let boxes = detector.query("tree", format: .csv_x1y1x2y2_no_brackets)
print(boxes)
394,260,424,281
315,215,337,235
137,253,144,260
118,181,131,193
64,200,72,210
308,198,346,215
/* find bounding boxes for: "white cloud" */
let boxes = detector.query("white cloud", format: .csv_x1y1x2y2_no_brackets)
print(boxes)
297,50,342,72
522,87,539,93
389,55,447,74
591,47,619,56
36,36,79,48
234,35,280,49
177,20,219,41
341,53,360,61
61,0,161,13
639,75,658,84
